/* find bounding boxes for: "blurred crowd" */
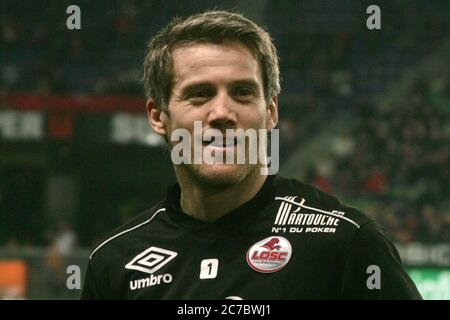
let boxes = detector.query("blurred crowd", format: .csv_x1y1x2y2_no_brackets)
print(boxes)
0,0,244,95
308,77,449,243
2,1,448,97
0,1,449,246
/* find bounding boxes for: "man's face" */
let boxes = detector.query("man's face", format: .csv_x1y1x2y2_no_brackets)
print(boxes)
150,41,278,187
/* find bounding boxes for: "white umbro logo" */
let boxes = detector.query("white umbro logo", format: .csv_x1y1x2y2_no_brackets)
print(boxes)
125,247,177,274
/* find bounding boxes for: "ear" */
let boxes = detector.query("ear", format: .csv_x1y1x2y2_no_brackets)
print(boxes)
266,96,279,131
146,99,168,137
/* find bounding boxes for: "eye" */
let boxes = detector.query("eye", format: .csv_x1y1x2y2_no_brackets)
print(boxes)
233,87,254,99
235,87,252,96
191,89,212,98
185,88,214,104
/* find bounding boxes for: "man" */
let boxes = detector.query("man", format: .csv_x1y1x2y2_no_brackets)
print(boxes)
81,10,421,299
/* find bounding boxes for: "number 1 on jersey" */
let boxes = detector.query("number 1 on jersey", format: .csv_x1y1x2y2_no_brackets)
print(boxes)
199,259,219,279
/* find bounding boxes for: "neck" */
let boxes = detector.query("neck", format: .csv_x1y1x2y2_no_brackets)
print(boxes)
176,167,268,222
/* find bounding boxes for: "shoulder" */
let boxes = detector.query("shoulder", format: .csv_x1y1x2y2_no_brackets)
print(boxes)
88,201,167,262
340,220,422,299
347,220,399,260
82,201,168,299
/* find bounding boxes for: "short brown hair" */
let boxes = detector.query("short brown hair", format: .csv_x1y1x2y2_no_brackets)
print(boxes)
143,10,281,111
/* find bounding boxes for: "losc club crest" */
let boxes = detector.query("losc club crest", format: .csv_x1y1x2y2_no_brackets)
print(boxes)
246,236,292,273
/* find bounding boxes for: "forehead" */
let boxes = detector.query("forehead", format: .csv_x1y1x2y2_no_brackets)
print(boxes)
171,41,262,88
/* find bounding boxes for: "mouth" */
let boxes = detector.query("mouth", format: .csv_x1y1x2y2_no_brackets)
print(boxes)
202,137,238,148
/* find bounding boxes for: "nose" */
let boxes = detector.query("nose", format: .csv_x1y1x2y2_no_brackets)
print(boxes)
207,91,237,130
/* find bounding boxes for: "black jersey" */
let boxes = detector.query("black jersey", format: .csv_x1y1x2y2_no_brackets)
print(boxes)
81,175,421,299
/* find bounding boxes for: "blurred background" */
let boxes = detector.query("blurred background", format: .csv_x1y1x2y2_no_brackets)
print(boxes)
0,0,448,299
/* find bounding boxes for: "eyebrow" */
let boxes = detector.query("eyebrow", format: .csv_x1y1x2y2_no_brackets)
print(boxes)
231,79,260,92
179,78,261,95
180,82,213,94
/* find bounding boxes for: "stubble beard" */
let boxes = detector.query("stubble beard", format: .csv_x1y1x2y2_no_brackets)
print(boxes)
178,161,259,190
171,140,264,191
166,122,268,190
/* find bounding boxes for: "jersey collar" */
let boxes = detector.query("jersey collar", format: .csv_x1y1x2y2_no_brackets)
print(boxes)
165,174,278,236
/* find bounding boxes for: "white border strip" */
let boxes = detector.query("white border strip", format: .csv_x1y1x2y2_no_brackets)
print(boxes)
275,197,360,229
274,201,286,225
89,208,166,260
281,196,295,225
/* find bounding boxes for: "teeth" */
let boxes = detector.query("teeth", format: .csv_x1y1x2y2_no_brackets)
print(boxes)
204,138,236,147
223,139,236,146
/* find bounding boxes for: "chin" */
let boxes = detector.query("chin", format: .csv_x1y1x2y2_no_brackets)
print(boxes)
186,163,256,188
